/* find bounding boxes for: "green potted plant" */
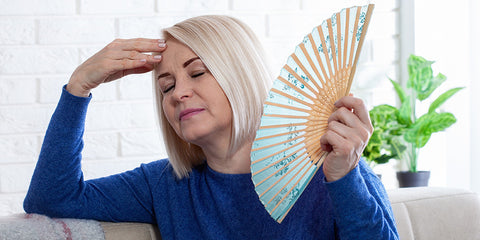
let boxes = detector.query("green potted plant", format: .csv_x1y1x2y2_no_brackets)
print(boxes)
363,104,407,173
363,54,463,187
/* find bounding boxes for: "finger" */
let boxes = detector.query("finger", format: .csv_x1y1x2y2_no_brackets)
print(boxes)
119,38,167,52
328,107,361,128
105,59,152,79
124,64,155,75
325,120,353,140
320,134,332,152
115,50,163,63
106,64,154,82
327,110,371,147
334,96,371,127
320,129,347,153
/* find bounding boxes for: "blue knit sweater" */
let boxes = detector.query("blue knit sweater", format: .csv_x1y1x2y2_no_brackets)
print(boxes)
24,87,399,239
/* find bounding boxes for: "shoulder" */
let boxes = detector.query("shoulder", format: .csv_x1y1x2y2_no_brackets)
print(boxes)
140,159,207,187
141,159,207,177
141,158,171,169
139,159,174,179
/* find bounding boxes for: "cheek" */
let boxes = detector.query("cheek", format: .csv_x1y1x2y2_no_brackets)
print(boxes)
219,96,233,124
162,98,176,126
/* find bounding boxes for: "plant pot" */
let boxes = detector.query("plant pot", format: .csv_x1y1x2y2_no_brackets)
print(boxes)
396,171,430,188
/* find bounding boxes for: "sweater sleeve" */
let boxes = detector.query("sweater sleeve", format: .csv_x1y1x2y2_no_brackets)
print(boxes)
324,159,399,240
23,86,156,223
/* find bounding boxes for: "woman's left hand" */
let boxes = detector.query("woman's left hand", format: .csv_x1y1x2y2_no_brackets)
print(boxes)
320,96,373,182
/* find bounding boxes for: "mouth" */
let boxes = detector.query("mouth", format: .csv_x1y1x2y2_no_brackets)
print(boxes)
179,108,205,121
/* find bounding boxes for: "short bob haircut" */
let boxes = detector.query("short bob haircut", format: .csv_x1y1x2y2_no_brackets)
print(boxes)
153,15,272,179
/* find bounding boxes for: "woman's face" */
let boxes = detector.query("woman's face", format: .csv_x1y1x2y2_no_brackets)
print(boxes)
156,39,233,147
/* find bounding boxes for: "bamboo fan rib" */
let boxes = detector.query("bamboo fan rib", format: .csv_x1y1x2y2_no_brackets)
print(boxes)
250,4,374,223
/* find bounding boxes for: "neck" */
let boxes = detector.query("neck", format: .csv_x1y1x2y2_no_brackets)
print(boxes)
201,140,253,174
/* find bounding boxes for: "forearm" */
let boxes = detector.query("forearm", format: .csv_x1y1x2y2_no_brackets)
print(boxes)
24,85,91,217
24,86,156,223
325,161,399,239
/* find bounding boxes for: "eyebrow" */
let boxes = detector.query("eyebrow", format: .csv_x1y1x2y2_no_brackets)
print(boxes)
157,57,201,79
183,57,201,68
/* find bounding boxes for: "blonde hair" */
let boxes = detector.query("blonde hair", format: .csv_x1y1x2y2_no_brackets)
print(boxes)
153,15,272,178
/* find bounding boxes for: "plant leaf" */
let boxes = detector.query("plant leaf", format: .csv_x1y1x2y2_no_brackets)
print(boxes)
397,97,412,126
407,55,434,91
428,87,464,113
369,104,398,128
364,104,407,164
389,137,407,160
375,154,392,164
417,73,446,100
407,55,447,101
404,112,457,148
389,78,407,104
427,112,457,133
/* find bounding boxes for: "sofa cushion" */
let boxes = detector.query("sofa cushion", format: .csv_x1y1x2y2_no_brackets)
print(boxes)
388,187,480,240
100,222,161,240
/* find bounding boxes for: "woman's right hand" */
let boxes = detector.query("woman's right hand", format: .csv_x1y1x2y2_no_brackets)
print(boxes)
67,38,166,97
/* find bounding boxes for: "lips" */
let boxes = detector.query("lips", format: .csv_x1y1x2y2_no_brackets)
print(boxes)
179,108,205,121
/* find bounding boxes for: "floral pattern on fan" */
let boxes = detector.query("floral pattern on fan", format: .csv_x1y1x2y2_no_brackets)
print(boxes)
251,4,374,223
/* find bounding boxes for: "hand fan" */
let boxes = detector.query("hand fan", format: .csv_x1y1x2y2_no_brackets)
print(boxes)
250,4,374,223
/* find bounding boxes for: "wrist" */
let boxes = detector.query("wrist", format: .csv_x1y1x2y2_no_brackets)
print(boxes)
66,83,90,98
67,76,91,98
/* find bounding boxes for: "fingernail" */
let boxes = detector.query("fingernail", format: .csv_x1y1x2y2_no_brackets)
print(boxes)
159,43,166,48
158,39,166,43
140,59,147,62
154,55,162,60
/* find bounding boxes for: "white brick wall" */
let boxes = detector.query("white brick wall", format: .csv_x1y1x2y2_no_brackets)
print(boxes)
0,0,400,216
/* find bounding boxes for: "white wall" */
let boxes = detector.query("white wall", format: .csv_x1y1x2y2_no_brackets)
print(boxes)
469,0,480,193
0,0,400,216
413,0,478,192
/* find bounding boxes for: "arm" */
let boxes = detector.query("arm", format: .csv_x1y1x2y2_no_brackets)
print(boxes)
320,96,399,239
24,38,166,222
23,87,156,222
325,160,399,239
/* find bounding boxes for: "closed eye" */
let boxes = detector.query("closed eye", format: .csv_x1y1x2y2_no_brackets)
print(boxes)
163,85,174,93
192,72,204,78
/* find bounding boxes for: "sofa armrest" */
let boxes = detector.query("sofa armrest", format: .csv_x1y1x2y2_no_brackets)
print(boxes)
387,187,480,240
100,222,161,240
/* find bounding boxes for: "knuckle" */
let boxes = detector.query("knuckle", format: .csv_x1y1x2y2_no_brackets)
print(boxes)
132,41,141,50
327,111,336,123
353,97,364,107
359,127,370,141
367,124,374,134
338,107,349,115
128,51,138,59
338,144,351,154
327,120,337,130
131,38,145,49
106,39,121,50
120,59,128,69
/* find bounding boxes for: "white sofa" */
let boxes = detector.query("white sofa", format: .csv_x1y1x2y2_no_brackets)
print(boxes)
2,187,479,239
388,187,480,240
100,187,480,240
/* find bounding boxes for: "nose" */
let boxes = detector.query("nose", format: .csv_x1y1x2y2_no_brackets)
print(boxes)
172,77,193,101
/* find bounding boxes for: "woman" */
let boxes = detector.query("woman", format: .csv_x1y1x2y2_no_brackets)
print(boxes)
24,15,399,239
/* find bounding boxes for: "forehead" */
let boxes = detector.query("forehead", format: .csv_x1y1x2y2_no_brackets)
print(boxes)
155,39,199,71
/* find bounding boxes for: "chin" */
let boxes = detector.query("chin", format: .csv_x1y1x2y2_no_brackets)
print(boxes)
179,130,208,145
